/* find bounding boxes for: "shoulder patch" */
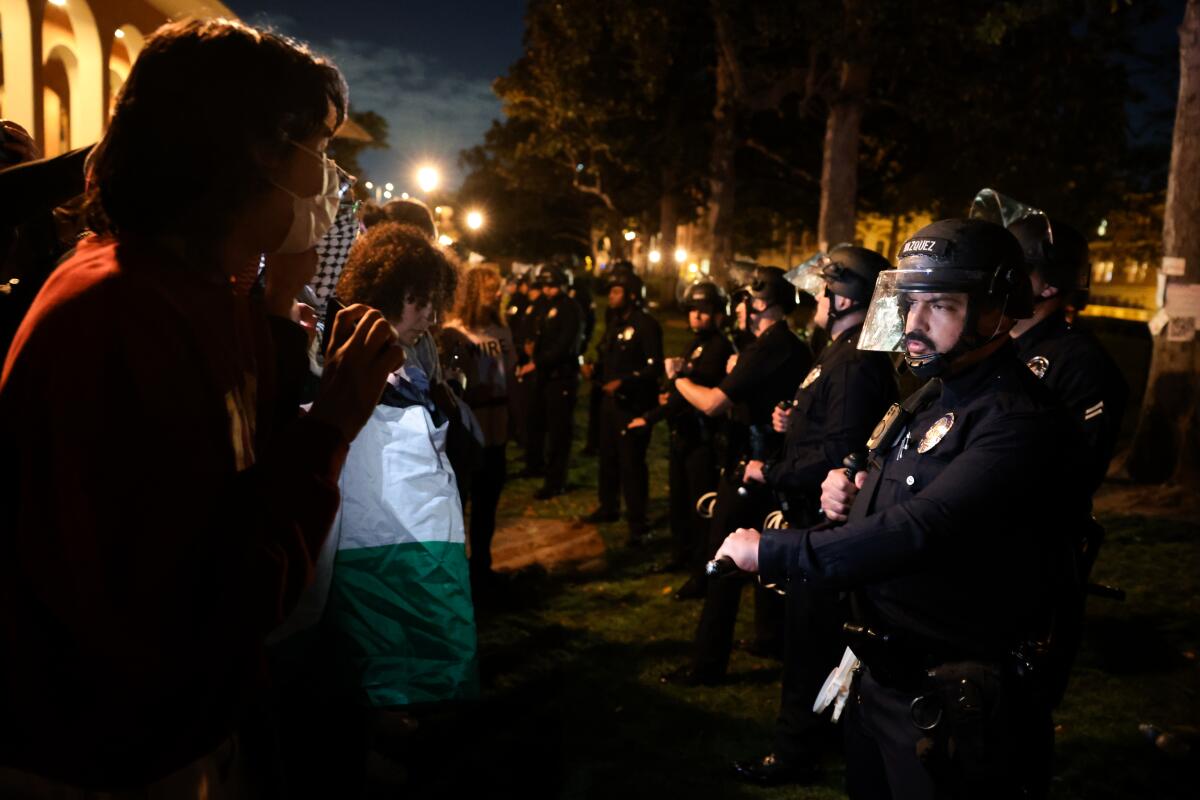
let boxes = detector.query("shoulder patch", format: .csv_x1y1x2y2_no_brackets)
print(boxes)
1026,355,1050,379
801,365,822,390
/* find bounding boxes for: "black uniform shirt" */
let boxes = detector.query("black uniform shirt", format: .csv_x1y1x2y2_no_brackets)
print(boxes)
764,324,898,497
1014,311,1128,495
719,321,811,428
599,306,664,410
532,293,583,378
759,342,1087,659
644,326,734,426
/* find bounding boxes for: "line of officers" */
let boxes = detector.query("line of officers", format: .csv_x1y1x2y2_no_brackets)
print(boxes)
504,208,1127,799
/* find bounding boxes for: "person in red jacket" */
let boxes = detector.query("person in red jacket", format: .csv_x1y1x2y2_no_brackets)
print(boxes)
0,18,403,795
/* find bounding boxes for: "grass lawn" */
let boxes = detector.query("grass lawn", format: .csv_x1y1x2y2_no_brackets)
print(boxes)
396,305,1199,799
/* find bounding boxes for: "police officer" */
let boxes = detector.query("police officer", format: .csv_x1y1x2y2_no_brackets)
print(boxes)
583,261,636,457
664,265,811,685
1007,215,1128,496
732,246,899,786
516,264,583,498
582,267,663,542
716,219,1089,799
627,282,734,595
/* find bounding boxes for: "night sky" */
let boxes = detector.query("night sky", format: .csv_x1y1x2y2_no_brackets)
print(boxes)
227,1,527,190
224,0,1186,194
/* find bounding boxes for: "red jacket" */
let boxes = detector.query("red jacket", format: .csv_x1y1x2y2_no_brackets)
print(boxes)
0,236,347,787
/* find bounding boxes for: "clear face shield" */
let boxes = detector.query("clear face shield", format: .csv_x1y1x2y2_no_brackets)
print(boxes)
970,187,1054,242
783,253,829,301
857,269,988,353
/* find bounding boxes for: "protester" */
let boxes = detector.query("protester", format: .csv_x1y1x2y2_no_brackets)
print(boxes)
441,265,516,591
0,18,404,794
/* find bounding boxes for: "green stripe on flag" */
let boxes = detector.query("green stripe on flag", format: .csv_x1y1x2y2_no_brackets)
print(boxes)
326,540,479,707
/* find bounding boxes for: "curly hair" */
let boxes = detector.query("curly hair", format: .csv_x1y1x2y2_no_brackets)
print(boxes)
86,18,347,245
452,265,503,331
336,223,458,318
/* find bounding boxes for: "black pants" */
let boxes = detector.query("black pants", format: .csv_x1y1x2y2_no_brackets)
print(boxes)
691,478,785,676
468,443,507,577
526,373,577,491
511,369,532,454
584,380,603,453
844,668,1054,800
597,395,651,535
773,580,846,764
667,430,719,570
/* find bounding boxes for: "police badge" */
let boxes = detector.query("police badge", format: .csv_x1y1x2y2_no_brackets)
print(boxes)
801,365,822,390
619,326,636,341
1026,356,1049,379
690,345,704,361
917,413,955,453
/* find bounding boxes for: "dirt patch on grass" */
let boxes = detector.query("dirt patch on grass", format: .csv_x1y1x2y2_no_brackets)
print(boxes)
1094,482,1200,521
490,516,607,573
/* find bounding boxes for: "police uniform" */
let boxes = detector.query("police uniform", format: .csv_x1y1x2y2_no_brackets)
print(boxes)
752,220,1087,799
525,289,582,495
594,302,664,538
643,324,734,572
516,291,548,471
691,318,811,678
1015,311,1127,496
758,323,898,771
759,343,1085,798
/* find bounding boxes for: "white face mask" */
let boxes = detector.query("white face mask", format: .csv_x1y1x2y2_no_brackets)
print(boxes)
272,141,345,254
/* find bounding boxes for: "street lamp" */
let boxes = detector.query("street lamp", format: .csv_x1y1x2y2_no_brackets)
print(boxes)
648,249,662,264
384,182,394,192
438,234,454,247
623,230,636,242
674,247,687,264
466,210,484,231
415,165,440,194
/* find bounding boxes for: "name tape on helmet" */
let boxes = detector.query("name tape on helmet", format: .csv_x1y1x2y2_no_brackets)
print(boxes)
899,238,950,257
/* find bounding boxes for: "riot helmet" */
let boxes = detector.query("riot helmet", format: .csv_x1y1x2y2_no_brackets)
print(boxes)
971,187,1090,308
787,245,890,321
859,218,1031,379
738,263,798,314
681,281,728,318
606,260,645,304
1008,216,1090,309
535,262,572,289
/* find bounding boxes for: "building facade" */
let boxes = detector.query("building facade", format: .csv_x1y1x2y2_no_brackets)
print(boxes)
1,0,235,156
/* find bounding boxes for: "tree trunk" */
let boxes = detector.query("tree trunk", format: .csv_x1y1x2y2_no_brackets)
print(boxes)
659,186,678,279
817,57,870,251
1127,0,1200,487
707,2,738,278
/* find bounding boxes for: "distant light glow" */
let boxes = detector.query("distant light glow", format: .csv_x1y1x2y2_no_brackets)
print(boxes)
466,210,485,231
438,234,454,246
49,0,68,7
623,230,636,242
416,165,440,194
674,248,687,264
1097,219,1108,237
364,181,374,190
648,249,662,264
383,191,393,199
114,29,126,39
401,192,410,199
384,182,394,191
688,263,699,274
